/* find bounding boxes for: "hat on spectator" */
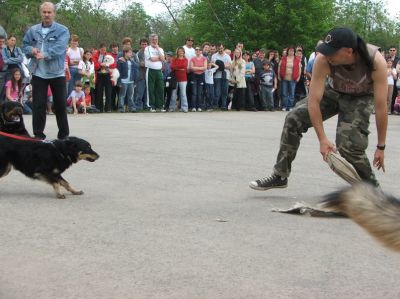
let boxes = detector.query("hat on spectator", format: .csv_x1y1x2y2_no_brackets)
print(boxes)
316,27,358,56
165,51,174,56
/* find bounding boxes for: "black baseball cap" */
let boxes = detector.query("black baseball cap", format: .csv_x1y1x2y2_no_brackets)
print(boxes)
316,27,358,56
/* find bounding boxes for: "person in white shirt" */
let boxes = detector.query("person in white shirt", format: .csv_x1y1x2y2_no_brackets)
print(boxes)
183,36,195,109
204,61,218,110
211,43,231,110
66,34,83,98
144,34,165,112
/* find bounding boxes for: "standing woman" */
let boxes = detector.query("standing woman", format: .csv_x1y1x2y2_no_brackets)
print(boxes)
231,48,246,111
2,34,24,81
169,47,189,112
66,34,83,97
190,46,207,111
271,50,281,109
243,51,256,111
79,50,95,104
386,59,397,114
278,46,301,111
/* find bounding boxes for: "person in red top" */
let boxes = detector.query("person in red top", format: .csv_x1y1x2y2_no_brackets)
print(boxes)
92,43,116,112
190,46,207,111
169,47,189,112
278,46,301,111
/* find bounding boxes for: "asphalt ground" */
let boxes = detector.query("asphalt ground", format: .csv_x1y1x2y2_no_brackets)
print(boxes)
1,111,400,299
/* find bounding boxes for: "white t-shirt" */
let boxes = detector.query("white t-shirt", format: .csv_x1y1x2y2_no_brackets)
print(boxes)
68,90,85,100
144,45,164,70
78,60,94,74
387,68,397,86
211,53,232,79
67,47,83,69
204,66,218,84
183,45,196,62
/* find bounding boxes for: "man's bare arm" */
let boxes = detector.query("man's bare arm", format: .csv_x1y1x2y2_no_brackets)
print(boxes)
371,52,388,171
308,54,333,160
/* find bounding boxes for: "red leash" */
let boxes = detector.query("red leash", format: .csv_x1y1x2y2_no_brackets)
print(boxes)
0,131,42,142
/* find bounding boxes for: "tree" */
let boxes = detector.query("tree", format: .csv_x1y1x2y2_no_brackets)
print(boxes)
333,0,400,49
182,0,334,53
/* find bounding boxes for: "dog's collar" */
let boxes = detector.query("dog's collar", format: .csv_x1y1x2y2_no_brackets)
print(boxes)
0,131,46,142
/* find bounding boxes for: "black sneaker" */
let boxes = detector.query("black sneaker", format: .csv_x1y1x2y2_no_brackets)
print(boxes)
249,174,288,190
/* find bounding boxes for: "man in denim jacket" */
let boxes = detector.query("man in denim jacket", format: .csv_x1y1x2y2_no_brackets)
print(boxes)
22,1,70,139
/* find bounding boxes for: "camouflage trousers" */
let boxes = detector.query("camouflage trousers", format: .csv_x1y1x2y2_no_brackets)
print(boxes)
273,86,379,186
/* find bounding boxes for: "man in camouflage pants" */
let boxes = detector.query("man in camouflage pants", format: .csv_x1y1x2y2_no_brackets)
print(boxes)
250,27,388,190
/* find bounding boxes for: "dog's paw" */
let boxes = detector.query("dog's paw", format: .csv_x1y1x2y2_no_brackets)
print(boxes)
57,193,66,199
72,190,84,195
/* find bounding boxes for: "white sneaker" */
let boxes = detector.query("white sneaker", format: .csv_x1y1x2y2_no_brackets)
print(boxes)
197,108,202,112
150,108,156,112
161,109,166,112
191,108,196,112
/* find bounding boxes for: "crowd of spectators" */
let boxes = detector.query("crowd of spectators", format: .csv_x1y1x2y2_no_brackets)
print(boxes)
1,25,399,115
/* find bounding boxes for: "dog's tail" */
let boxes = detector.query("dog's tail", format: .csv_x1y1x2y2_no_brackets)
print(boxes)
322,183,400,252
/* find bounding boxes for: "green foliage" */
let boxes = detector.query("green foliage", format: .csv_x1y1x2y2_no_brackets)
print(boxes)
182,0,334,53
0,0,399,53
333,0,399,49
0,0,48,38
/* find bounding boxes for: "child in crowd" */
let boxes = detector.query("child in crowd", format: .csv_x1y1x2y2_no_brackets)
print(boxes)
5,68,31,114
46,86,54,114
259,61,277,111
67,81,86,114
393,90,400,115
117,46,137,113
204,61,218,111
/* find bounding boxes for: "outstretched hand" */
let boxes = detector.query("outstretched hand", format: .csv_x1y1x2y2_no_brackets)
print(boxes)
373,149,385,172
320,138,337,161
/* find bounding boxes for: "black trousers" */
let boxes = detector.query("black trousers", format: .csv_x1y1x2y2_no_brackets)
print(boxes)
95,72,112,112
31,75,69,139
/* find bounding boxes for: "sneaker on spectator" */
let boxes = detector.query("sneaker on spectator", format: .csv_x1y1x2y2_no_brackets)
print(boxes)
161,109,166,112
150,108,156,112
249,174,288,190
191,108,196,112
197,108,202,112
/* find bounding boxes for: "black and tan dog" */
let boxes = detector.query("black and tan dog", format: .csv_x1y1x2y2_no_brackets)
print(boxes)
0,101,30,137
0,134,99,198
323,183,400,252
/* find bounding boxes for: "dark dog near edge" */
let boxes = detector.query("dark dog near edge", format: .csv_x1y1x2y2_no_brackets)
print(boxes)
323,183,400,252
0,135,99,198
0,101,30,137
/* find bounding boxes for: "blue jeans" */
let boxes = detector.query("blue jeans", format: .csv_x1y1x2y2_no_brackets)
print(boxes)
191,73,205,109
170,81,188,112
205,84,214,109
118,82,135,112
260,85,274,109
214,78,229,109
68,67,82,97
135,79,146,110
281,80,297,110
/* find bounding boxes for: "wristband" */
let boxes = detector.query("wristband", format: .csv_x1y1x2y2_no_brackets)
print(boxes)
377,144,385,150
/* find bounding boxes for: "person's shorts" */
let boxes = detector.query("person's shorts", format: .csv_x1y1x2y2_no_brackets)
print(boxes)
67,98,84,107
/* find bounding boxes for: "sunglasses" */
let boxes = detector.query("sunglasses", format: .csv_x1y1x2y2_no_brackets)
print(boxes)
195,48,201,51
187,39,194,42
